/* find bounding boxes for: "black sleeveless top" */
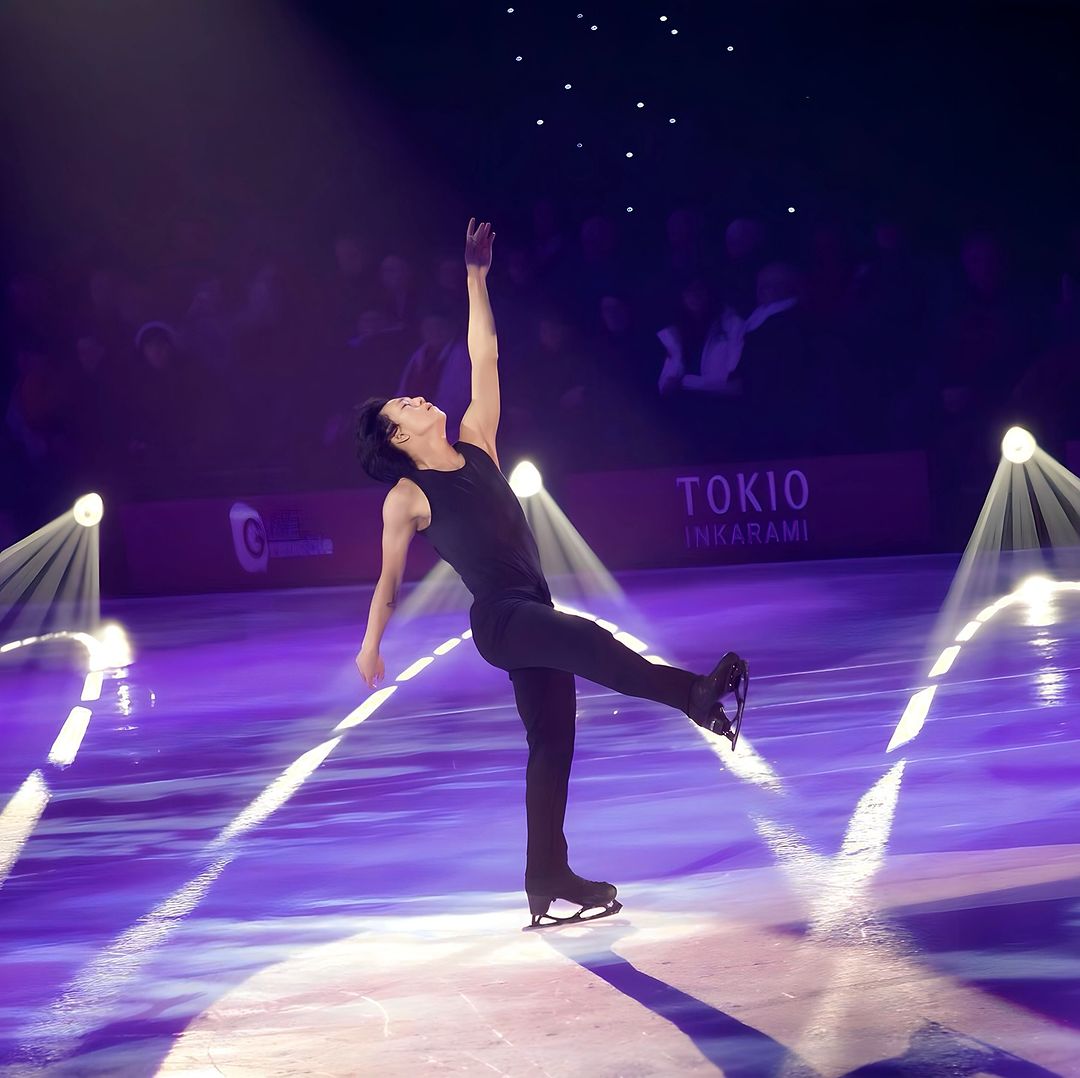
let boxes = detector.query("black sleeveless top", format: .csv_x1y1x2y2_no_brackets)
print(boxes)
410,440,551,605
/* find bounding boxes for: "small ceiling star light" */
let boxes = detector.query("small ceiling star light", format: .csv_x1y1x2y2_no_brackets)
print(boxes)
787,205,796,213
636,101,645,108
507,6,514,11
727,45,734,51
536,119,545,125
564,83,572,89
626,206,634,213
660,15,668,21
671,28,679,35
669,117,677,123
515,55,523,61
590,24,598,30
576,142,583,148
625,151,634,158
577,12,583,17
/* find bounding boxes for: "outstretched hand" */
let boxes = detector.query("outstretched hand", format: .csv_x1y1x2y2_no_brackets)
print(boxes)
465,218,495,276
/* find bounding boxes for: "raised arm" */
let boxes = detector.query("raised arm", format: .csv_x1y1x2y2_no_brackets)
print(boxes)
460,218,500,463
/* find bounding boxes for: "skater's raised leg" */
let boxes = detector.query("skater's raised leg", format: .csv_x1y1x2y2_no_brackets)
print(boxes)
488,601,746,745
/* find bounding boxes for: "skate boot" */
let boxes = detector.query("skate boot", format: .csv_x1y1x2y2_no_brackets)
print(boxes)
689,652,749,751
524,870,622,931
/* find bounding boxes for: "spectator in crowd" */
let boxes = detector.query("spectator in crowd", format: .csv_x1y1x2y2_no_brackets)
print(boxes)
652,207,711,322
395,311,471,442
125,321,227,493
846,215,935,448
531,198,571,287
736,263,813,453
374,254,417,329
665,208,710,281
327,231,377,343
426,254,468,330
719,217,768,318
505,309,597,474
5,344,73,520
657,278,727,397
182,276,234,378
931,230,1044,541
936,230,1039,425
589,293,668,466
312,308,411,483
567,214,626,322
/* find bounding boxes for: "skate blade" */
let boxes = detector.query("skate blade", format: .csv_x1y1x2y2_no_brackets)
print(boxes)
522,899,623,932
725,660,750,751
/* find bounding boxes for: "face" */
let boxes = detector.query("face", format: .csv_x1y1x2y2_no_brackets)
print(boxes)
421,314,453,350
538,317,566,351
962,236,1005,295
757,263,799,307
667,208,702,247
77,335,106,373
600,295,630,333
581,215,616,259
725,218,764,262
380,396,442,447
381,255,411,290
682,281,711,316
335,236,367,276
142,336,175,370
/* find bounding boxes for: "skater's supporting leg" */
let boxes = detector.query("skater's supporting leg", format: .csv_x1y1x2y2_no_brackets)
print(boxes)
496,603,697,715
510,666,576,890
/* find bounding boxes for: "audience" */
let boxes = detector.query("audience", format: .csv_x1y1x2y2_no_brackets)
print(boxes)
2,197,1078,527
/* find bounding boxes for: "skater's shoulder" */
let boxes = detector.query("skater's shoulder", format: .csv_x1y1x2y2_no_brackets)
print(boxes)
384,478,426,525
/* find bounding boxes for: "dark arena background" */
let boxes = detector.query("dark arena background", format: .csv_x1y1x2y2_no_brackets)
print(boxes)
2,2,1080,1074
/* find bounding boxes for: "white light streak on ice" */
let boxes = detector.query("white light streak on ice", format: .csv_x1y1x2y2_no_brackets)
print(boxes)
47,706,93,767
210,738,342,847
396,656,435,681
886,686,937,753
0,770,50,888
927,646,960,678
80,670,104,702
335,687,398,732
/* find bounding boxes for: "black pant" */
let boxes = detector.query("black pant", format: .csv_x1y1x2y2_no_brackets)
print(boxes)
470,597,698,889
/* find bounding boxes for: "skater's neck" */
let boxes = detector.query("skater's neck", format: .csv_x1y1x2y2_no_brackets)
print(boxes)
410,435,464,472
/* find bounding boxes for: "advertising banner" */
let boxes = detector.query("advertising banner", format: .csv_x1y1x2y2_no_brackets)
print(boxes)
561,451,930,569
118,450,930,593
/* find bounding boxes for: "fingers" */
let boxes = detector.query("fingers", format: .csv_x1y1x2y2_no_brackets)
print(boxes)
466,219,495,243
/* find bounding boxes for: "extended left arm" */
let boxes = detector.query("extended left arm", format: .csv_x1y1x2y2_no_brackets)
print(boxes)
460,219,501,455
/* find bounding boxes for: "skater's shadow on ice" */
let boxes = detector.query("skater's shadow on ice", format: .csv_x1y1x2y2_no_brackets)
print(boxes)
542,923,818,1077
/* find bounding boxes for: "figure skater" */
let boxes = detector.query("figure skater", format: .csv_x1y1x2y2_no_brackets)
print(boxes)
355,219,748,929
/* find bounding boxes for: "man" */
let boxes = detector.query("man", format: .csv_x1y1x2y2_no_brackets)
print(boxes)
354,219,749,929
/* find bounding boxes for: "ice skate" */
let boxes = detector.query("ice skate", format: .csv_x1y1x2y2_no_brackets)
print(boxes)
689,652,749,749
523,871,622,931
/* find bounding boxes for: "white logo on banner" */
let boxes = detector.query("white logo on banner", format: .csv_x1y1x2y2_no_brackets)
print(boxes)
229,503,269,574
676,469,810,548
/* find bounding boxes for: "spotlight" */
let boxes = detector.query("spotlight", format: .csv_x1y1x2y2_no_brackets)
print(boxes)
73,493,104,528
1018,575,1053,601
1002,426,1036,464
509,461,543,498
90,623,133,671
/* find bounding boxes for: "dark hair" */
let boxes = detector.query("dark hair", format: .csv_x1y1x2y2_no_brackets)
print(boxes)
355,396,417,484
